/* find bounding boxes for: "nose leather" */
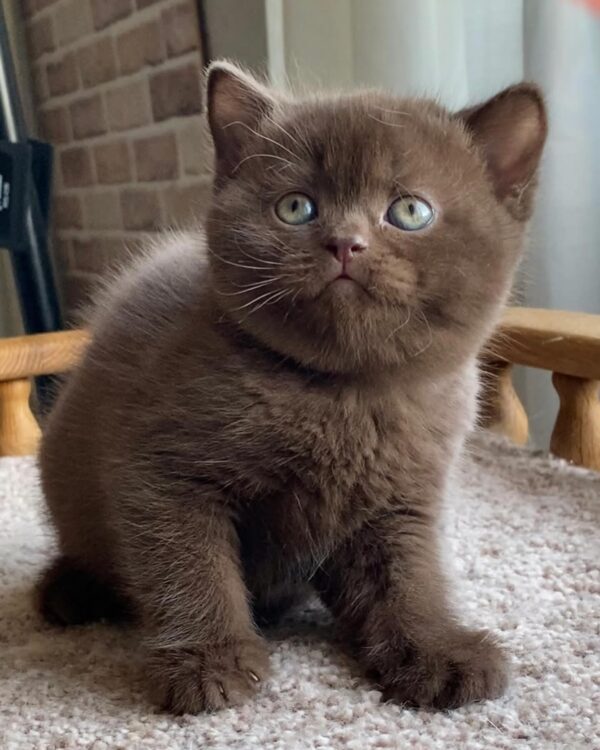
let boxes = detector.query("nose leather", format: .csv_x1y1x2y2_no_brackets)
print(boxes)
325,236,368,264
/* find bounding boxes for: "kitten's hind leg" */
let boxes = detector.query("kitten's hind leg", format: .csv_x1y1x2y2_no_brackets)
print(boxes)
37,555,132,626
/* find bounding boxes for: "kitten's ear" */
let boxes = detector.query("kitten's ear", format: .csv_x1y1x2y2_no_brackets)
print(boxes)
456,84,547,216
206,60,276,178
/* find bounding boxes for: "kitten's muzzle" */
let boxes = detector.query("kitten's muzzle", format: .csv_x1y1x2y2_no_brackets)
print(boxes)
325,236,367,279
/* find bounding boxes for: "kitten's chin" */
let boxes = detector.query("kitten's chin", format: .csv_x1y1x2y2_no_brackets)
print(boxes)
319,276,371,302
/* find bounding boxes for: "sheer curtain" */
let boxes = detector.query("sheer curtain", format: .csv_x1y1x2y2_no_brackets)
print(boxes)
267,0,600,446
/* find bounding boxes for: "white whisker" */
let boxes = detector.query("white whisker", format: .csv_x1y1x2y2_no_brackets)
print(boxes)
224,119,301,162
384,307,412,343
241,287,293,321
215,278,277,297
232,153,295,173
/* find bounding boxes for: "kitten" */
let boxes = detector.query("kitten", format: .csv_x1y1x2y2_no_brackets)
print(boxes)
38,61,546,714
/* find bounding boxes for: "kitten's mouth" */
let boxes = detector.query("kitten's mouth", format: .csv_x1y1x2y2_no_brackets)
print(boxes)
325,269,373,298
330,268,359,285
312,264,374,301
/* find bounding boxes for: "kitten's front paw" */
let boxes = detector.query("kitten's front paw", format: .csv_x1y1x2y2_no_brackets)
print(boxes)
149,637,270,714
374,630,509,710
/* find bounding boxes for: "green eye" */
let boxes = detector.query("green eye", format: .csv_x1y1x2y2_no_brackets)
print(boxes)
275,193,317,225
387,196,434,231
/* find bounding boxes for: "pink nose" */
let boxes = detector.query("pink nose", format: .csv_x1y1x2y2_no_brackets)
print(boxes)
325,236,368,264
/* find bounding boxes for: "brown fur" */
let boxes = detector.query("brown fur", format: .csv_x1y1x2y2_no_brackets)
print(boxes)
38,62,547,714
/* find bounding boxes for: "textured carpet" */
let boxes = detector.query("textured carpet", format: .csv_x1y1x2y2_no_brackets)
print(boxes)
1,434,598,750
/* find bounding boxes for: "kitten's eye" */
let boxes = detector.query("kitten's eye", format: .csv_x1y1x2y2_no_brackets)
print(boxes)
387,196,434,231
275,193,317,225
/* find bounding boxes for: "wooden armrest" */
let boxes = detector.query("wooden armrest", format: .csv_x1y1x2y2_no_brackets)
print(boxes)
492,307,600,380
1,309,599,468
484,306,600,470
0,329,90,381
0,329,90,457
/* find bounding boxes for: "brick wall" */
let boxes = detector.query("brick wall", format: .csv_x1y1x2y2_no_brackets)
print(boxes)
22,0,214,314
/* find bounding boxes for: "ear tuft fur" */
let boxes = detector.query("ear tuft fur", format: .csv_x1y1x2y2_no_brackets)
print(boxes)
206,60,277,178
457,83,547,218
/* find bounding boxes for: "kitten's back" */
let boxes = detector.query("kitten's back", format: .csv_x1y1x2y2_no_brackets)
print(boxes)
89,229,209,351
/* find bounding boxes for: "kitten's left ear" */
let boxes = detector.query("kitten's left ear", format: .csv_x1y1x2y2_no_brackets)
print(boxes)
206,60,277,178
456,83,547,218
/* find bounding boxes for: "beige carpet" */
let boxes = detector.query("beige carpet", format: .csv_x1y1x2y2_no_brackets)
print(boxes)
1,434,598,750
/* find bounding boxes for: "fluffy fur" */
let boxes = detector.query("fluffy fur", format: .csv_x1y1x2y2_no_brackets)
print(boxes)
38,62,547,714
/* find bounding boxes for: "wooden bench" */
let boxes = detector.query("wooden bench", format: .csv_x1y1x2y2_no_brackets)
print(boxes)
0,308,599,469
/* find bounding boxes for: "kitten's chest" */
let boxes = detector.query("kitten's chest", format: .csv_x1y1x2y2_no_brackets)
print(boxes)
238,378,428,512
225,371,463,575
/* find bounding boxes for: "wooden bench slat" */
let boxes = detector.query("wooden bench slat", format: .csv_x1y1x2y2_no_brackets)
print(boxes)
493,307,600,380
0,329,90,381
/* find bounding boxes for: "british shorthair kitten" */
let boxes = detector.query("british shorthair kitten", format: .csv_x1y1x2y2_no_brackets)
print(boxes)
38,61,546,714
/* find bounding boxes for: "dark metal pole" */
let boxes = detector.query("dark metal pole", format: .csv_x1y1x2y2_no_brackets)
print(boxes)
0,3,63,410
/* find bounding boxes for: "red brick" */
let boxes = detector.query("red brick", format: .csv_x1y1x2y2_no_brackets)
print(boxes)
162,179,211,226
70,239,98,273
53,237,73,272
28,14,55,58
34,0,61,12
94,140,132,184
98,237,131,270
54,0,93,45
150,63,202,121
121,188,162,230
23,0,37,16
162,1,200,58
62,271,100,314
178,116,214,176
24,0,60,16
70,94,107,139
32,63,49,103
91,0,132,30
77,37,117,88
71,237,129,274
53,194,83,229
116,19,164,75
134,133,178,181
47,52,79,97
83,190,122,229
39,106,71,143
106,79,152,131
60,146,94,187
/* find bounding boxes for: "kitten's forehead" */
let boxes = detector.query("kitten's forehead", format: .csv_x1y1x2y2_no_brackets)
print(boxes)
273,93,467,203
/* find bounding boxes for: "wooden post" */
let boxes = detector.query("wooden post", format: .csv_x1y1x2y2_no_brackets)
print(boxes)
0,378,41,457
479,359,529,445
550,373,600,471
0,329,89,457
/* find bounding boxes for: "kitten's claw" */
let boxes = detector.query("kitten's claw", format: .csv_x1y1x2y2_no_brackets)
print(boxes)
150,637,270,714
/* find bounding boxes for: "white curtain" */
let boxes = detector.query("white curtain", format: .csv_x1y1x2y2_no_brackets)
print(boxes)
268,0,600,447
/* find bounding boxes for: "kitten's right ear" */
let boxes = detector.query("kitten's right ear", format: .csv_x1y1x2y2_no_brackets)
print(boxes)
206,61,276,178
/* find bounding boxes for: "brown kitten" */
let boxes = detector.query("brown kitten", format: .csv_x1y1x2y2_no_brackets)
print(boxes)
37,61,547,714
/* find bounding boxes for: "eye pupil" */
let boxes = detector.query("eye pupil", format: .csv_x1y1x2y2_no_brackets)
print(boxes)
275,193,317,225
387,196,433,231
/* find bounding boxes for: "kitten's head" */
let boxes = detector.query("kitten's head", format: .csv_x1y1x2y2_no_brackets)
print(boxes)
205,61,547,376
